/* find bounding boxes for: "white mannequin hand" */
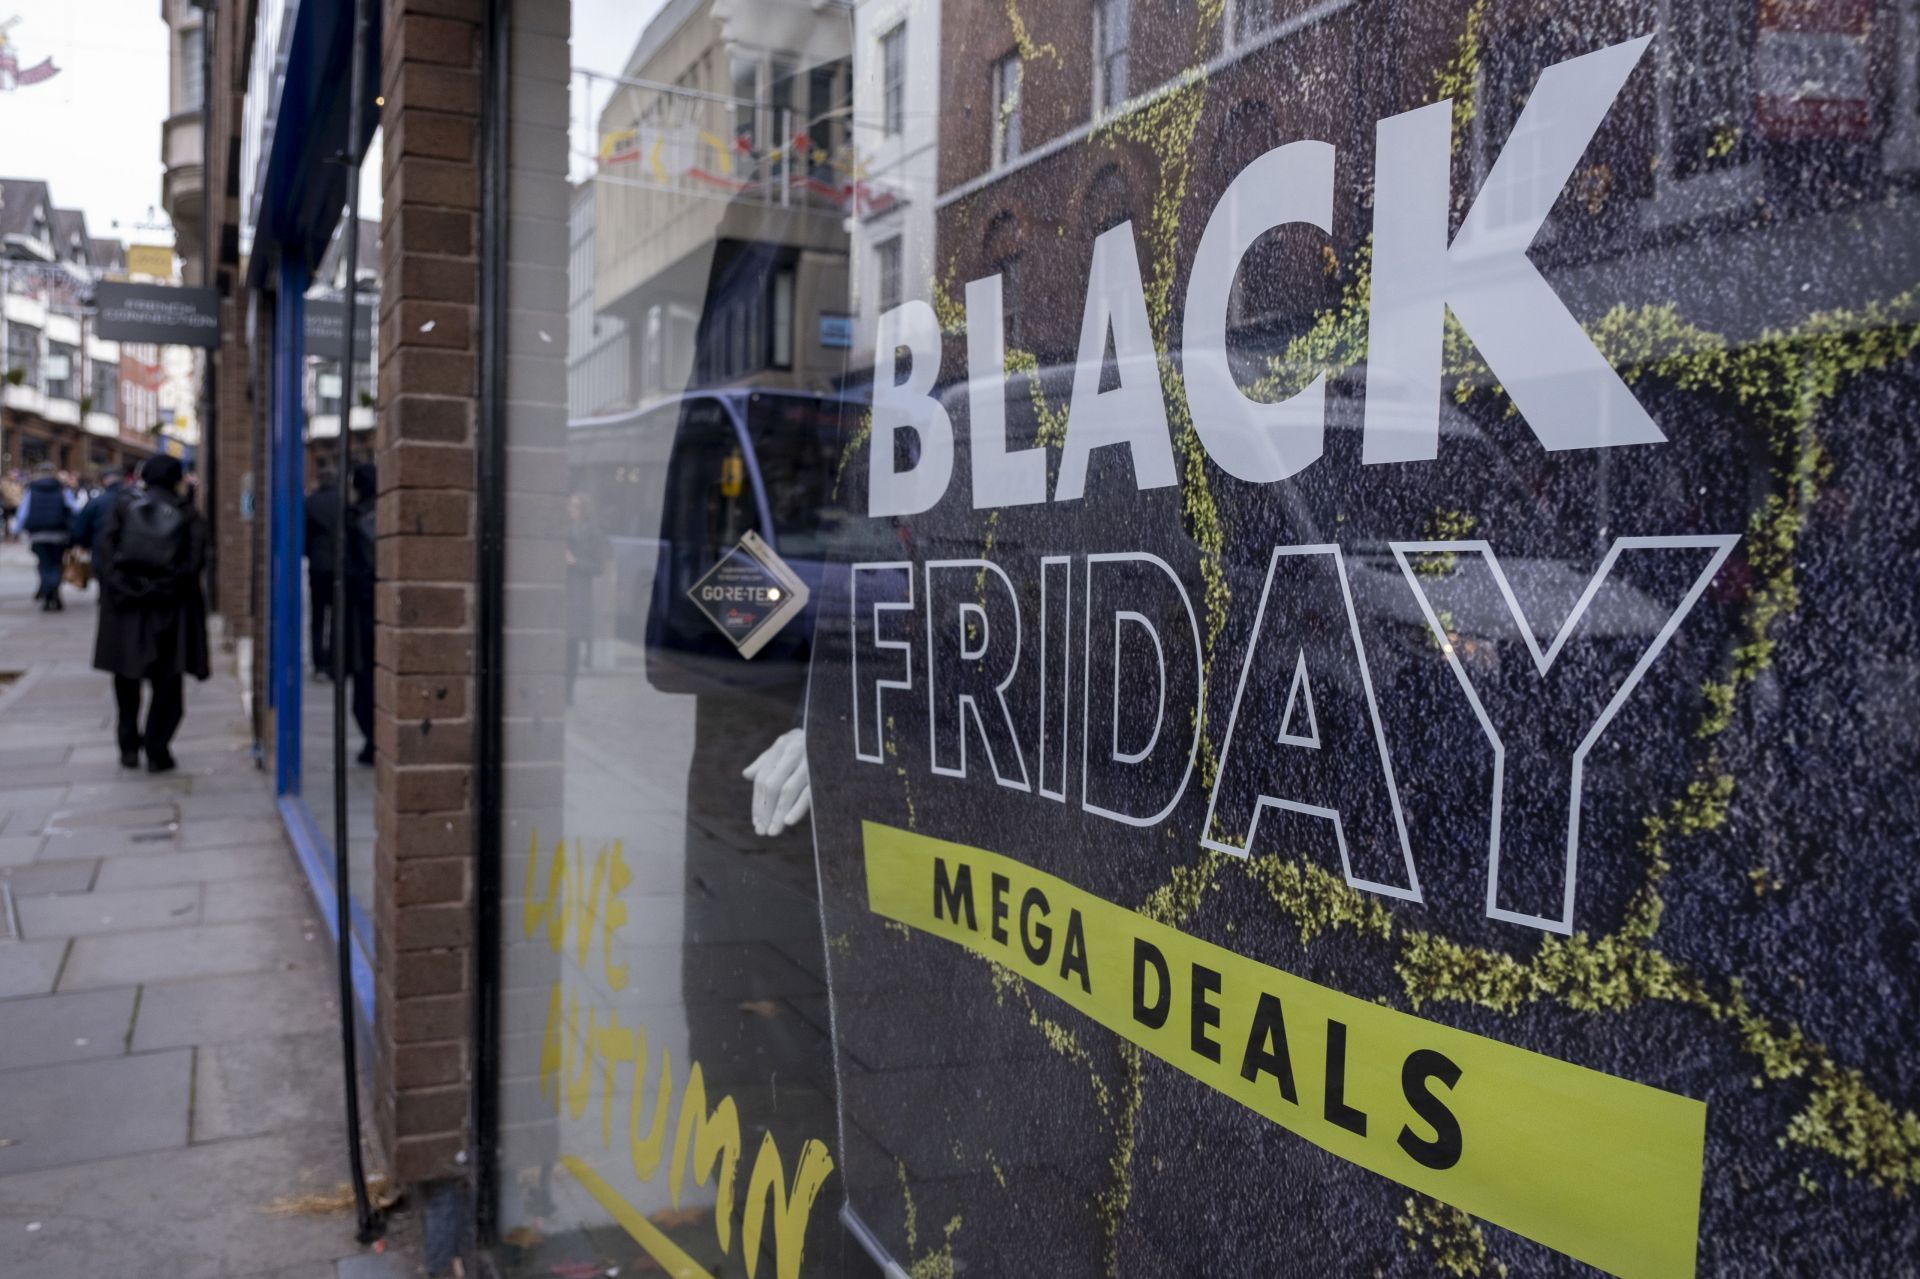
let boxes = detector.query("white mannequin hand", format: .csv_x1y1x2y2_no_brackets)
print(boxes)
742,727,811,837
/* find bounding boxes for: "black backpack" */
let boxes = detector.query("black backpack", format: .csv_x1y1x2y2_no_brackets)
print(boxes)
22,484,69,533
116,493,187,575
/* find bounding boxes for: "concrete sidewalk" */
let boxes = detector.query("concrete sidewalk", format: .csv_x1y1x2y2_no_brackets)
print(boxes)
0,542,415,1278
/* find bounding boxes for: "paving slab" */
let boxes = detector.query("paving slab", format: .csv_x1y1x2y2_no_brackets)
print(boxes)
0,987,137,1070
130,967,341,1051
16,884,201,940
335,1254,417,1278
0,835,41,866
0,1123,370,1279
0,1049,190,1175
44,801,180,832
173,815,292,850
194,1031,344,1142
35,825,181,859
0,860,99,896
0,938,69,998
94,846,297,891
202,877,319,925
60,919,323,991
169,788,282,821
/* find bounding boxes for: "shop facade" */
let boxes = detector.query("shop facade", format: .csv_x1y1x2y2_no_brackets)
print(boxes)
212,0,1920,1273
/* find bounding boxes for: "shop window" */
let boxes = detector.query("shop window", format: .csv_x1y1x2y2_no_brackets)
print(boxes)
876,235,904,313
1093,0,1130,111
882,23,907,136
992,52,1023,167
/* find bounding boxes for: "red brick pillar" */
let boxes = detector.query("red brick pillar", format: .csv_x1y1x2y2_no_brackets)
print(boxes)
373,0,485,1186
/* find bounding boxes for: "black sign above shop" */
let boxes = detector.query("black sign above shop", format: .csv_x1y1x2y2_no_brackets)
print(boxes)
304,296,376,361
91,281,221,348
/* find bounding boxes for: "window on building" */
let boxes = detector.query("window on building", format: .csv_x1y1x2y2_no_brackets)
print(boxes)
732,54,760,152
876,236,903,314
1093,0,1130,111
8,325,40,390
90,360,118,416
181,24,206,112
1665,0,1753,178
882,24,907,136
771,267,795,368
1235,0,1277,43
992,53,1023,167
45,343,77,401
1000,253,1024,348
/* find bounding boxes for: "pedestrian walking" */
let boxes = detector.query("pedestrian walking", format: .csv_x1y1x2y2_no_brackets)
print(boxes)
9,460,82,610
93,455,211,773
344,461,377,765
305,465,341,680
72,460,136,557
564,489,610,703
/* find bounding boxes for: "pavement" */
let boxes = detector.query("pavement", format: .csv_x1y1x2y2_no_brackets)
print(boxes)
0,541,419,1279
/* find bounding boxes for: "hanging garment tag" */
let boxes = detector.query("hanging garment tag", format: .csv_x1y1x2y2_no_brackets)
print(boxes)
686,529,811,659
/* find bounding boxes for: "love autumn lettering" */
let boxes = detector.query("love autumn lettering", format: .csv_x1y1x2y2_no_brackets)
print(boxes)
524,834,836,1279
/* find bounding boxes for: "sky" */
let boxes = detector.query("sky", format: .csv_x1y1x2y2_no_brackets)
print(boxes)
0,0,171,250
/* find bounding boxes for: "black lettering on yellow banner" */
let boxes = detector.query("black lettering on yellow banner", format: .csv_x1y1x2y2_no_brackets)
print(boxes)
863,822,1705,1278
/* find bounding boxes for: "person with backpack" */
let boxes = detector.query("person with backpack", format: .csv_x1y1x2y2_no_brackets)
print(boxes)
93,455,210,772
9,461,82,610
72,461,137,559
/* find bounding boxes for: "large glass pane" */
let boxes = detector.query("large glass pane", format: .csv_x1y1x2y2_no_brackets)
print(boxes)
299,194,381,943
497,0,1920,1275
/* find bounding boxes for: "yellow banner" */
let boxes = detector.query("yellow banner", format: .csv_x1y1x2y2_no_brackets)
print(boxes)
863,821,1705,1278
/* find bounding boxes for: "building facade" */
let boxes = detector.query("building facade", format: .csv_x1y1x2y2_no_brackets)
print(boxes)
193,0,1920,1274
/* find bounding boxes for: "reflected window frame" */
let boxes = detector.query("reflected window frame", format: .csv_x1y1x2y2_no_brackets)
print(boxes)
991,52,1024,168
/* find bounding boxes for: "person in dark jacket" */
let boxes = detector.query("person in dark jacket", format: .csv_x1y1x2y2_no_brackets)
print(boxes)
93,455,210,773
304,467,341,680
71,461,137,559
564,490,610,703
10,462,80,610
344,462,377,764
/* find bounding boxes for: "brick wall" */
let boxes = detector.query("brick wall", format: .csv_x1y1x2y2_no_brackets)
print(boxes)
373,0,485,1186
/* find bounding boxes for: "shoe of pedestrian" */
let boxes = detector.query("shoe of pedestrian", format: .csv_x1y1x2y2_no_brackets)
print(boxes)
146,751,177,774
51,595,62,611
120,748,140,769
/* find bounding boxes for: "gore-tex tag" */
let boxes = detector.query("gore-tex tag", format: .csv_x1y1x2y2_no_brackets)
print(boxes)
686,529,810,659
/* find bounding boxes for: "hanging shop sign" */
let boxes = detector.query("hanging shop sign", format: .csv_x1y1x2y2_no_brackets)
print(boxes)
304,297,376,362
92,281,220,348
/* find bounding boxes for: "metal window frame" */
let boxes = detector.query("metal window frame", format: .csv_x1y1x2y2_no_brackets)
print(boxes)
471,0,510,1246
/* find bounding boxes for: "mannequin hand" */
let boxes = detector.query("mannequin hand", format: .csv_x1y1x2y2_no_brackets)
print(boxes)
742,727,811,837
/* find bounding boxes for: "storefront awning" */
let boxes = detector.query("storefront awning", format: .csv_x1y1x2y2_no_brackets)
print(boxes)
245,0,382,289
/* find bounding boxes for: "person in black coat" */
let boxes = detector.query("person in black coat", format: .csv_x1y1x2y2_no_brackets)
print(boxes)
93,455,210,773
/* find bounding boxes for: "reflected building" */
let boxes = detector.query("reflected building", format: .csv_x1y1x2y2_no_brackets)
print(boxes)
585,0,853,407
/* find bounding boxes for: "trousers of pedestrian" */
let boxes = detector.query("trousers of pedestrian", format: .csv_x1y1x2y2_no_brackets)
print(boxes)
32,542,64,600
308,567,334,673
114,673,185,757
